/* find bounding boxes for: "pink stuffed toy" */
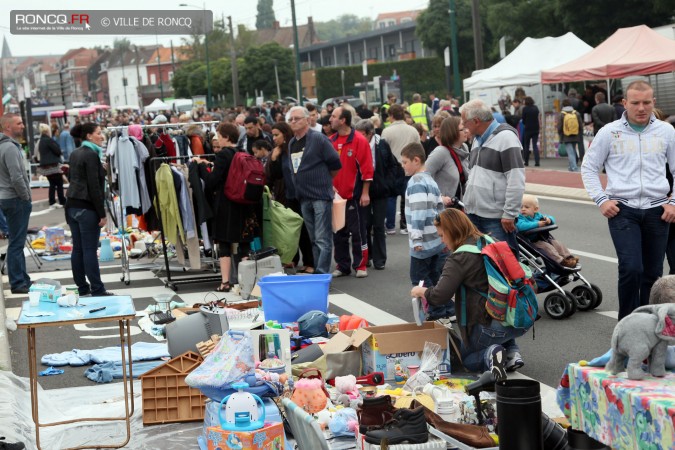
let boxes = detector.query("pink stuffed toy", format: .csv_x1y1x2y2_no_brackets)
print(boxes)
334,375,360,400
290,378,327,413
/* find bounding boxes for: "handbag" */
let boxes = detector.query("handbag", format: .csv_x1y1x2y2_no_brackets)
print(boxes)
332,192,346,233
262,186,303,264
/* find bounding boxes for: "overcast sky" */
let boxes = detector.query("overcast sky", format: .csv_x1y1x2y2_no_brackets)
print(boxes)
2,0,430,57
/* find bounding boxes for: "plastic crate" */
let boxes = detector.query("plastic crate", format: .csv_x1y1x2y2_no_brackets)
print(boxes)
140,351,207,425
257,274,332,323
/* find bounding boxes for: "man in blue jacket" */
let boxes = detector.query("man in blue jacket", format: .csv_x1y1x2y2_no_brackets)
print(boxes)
58,122,75,162
582,80,675,320
282,106,342,275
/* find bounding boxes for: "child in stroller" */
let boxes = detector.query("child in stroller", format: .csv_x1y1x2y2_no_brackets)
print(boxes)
516,194,579,268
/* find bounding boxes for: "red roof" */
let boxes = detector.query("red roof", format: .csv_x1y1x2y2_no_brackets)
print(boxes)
375,10,420,23
542,25,675,82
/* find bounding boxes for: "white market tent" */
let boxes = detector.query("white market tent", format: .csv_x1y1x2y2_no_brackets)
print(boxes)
463,32,593,91
143,98,171,113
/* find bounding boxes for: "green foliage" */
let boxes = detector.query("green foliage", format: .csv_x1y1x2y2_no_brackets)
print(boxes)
256,0,276,30
187,65,207,95
113,38,131,52
314,15,374,41
315,58,447,103
239,43,295,98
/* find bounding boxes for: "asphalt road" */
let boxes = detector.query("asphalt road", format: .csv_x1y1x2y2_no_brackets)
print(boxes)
5,194,653,391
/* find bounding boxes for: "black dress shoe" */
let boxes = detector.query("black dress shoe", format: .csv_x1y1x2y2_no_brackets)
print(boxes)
0,436,26,450
11,287,29,294
91,290,115,296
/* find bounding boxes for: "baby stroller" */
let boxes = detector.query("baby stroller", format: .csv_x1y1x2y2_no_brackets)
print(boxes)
516,224,602,320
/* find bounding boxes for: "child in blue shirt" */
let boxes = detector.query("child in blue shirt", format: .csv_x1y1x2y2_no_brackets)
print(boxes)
402,142,452,320
516,194,578,268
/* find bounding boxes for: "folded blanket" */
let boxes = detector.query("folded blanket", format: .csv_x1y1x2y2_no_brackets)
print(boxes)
84,360,165,383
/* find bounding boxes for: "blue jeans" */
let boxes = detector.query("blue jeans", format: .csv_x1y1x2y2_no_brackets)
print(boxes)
0,208,8,235
608,204,668,320
467,214,518,256
67,208,106,295
386,196,397,230
0,197,32,290
300,199,333,275
461,320,527,372
410,252,454,318
564,142,578,171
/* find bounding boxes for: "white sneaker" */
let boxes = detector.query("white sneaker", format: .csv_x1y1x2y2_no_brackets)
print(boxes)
356,269,368,278
505,352,525,372
386,228,396,235
54,204,64,209
332,269,347,278
399,229,408,235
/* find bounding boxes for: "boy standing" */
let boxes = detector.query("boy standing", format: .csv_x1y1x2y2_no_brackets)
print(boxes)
401,142,452,320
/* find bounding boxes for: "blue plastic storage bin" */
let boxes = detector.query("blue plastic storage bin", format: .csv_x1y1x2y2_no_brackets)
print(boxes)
257,274,332,323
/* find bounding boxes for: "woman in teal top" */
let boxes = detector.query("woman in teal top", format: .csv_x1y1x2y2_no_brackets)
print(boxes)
65,123,114,297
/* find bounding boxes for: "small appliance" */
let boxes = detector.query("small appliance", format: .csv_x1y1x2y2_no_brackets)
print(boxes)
218,381,266,431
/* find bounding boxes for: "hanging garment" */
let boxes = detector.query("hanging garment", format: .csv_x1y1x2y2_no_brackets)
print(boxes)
154,163,185,245
131,137,152,214
116,132,142,210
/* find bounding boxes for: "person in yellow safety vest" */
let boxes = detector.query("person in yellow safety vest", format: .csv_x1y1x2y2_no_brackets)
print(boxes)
409,93,432,129
381,93,397,128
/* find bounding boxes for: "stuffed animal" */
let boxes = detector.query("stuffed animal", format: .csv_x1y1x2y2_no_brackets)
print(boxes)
606,304,675,380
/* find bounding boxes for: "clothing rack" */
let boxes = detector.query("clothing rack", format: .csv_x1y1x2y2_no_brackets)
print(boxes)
105,120,219,131
103,123,217,285
150,154,222,291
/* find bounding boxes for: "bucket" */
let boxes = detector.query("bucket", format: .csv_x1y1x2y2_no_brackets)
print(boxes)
257,274,332,323
496,379,542,450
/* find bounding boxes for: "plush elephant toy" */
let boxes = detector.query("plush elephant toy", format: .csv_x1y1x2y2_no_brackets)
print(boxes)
606,304,675,380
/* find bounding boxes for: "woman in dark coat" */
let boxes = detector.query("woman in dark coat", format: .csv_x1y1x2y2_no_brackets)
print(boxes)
193,122,258,292
521,96,541,166
37,123,66,207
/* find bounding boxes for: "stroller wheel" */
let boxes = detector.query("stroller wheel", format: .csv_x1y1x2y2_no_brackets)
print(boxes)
571,285,597,311
544,292,570,320
564,291,577,317
589,284,603,309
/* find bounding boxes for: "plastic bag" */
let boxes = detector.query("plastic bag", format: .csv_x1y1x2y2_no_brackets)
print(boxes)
403,341,443,392
262,186,303,264
332,192,346,233
185,330,255,389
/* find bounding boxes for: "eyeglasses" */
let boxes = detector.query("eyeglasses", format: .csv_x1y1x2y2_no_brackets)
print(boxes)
288,116,306,123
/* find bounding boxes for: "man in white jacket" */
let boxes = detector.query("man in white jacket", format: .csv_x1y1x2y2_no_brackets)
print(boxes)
582,80,675,320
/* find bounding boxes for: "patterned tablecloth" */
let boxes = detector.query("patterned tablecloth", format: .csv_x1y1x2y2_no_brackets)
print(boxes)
564,363,675,450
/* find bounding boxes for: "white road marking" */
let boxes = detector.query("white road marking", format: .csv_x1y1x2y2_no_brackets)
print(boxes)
568,249,618,264
535,194,594,205
72,322,142,339
329,292,407,326
595,310,619,320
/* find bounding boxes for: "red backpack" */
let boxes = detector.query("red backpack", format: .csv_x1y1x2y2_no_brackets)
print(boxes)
224,151,266,204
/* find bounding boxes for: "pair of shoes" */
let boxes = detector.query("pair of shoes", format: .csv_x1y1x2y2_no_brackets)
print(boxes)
92,290,116,296
560,256,577,268
364,406,429,445
399,229,408,235
505,352,525,372
10,286,29,294
535,163,540,167
485,344,507,381
332,269,349,278
215,281,232,292
386,228,396,235
356,269,368,278
357,395,396,434
299,266,315,274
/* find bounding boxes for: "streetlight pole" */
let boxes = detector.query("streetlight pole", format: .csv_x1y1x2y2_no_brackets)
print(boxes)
227,16,240,106
448,0,461,98
290,0,303,106
273,60,281,100
179,3,212,109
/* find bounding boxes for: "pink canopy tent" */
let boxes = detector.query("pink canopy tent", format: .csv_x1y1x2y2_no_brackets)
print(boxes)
541,25,675,83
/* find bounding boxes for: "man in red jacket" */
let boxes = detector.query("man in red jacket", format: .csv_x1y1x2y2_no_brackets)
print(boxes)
329,107,374,278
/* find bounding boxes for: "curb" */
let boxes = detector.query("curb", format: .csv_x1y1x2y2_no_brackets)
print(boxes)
525,183,593,203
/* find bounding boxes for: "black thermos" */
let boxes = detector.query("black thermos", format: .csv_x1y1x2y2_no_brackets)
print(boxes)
496,379,543,450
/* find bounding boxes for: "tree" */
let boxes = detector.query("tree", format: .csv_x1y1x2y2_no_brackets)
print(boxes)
113,38,131,52
238,43,295,98
256,0,276,29
172,61,203,98
314,15,373,41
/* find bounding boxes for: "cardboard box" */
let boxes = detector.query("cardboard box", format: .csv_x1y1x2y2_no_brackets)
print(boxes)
29,283,58,303
360,322,449,381
206,422,284,450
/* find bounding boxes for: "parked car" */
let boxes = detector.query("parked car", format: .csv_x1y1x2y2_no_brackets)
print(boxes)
321,96,364,110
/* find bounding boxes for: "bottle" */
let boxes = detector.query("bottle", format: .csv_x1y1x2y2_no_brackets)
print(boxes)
436,398,459,423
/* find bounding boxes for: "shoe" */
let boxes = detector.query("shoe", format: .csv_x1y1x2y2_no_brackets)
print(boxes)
54,204,64,209
505,352,525,372
0,436,26,450
560,257,577,268
364,406,429,445
409,400,495,448
535,163,540,167
332,269,348,277
399,229,408,235
10,286,29,294
215,281,232,292
358,395,396,434
356,269,368,278
374,265,385,270
485,344,507,381
386,228,396,235
91,290,116,296
524,163,529,166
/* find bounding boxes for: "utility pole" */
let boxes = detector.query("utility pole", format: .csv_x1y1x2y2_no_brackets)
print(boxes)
156,37,164,100
449,0,461,98
170,40,176,75
227,16,240,107
121,50,128,105
290,0,303,105
470,0,484,70
134,46,142,107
